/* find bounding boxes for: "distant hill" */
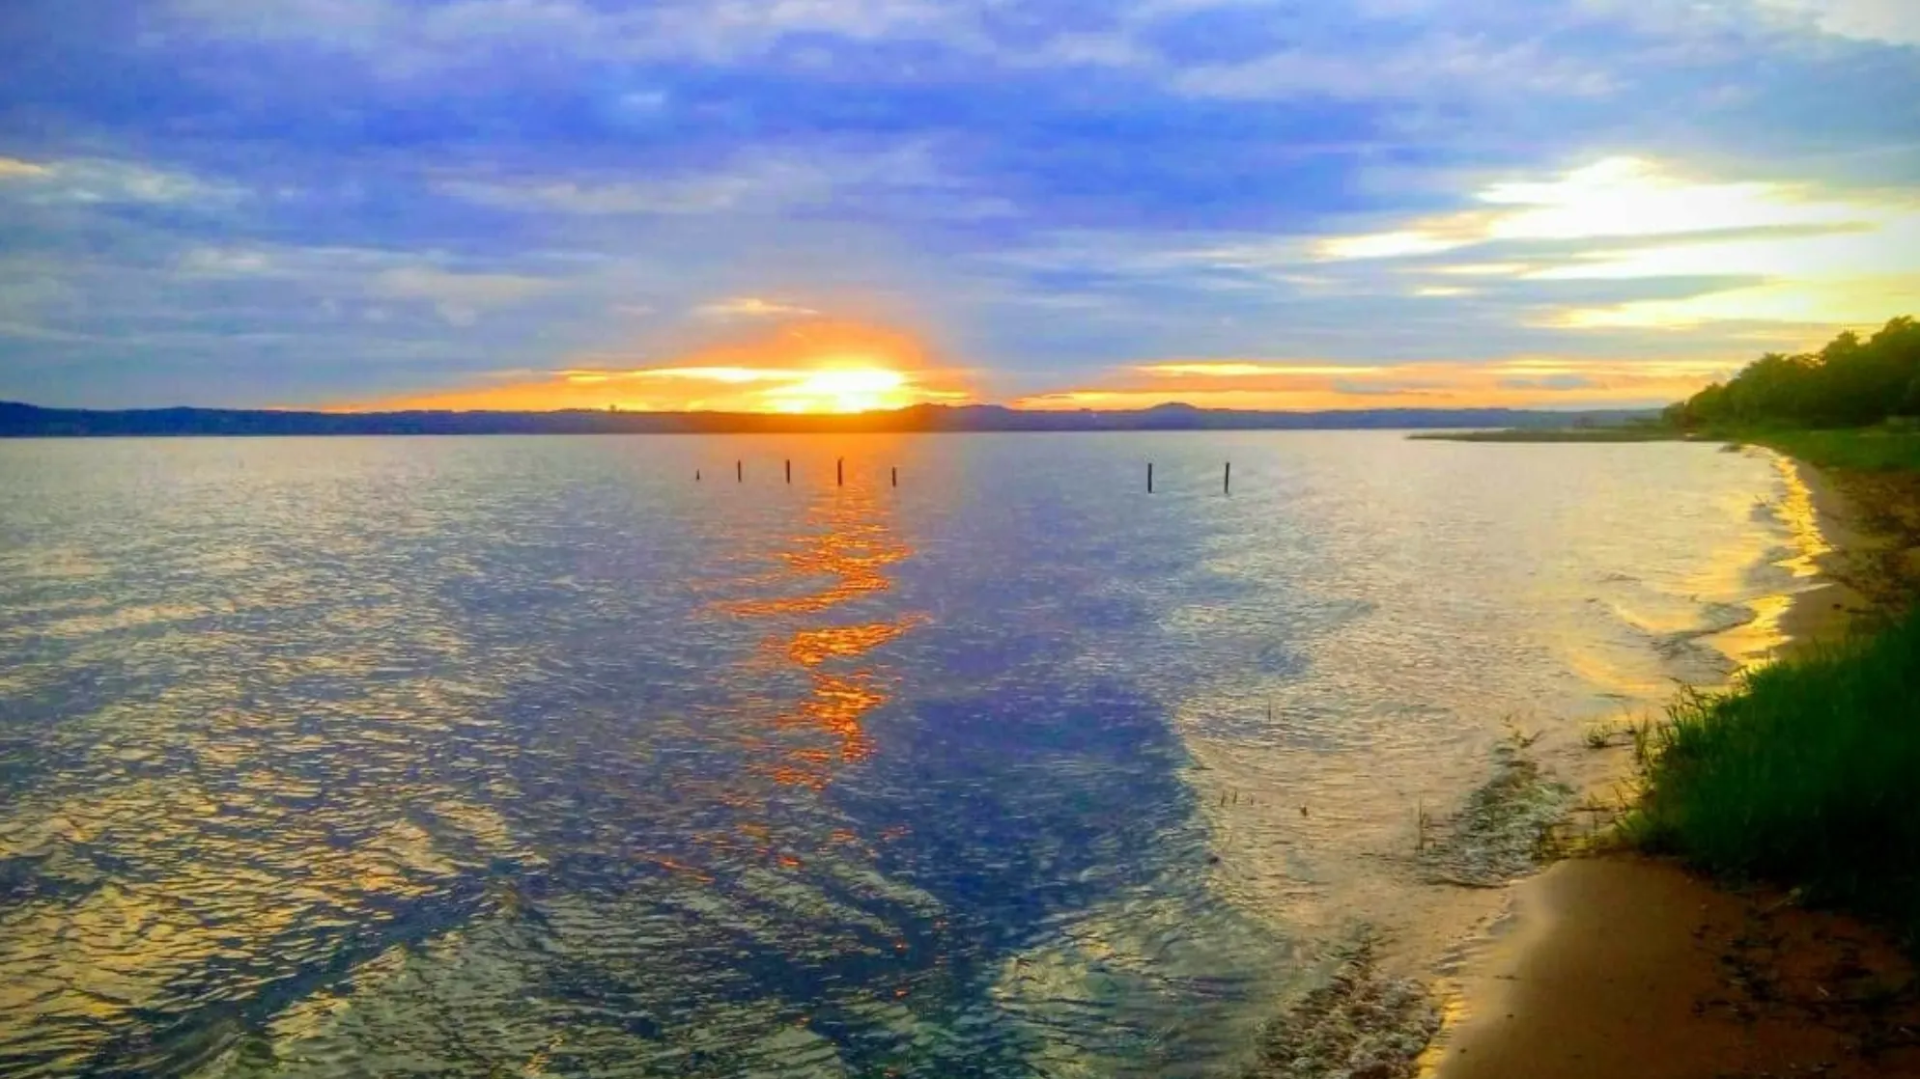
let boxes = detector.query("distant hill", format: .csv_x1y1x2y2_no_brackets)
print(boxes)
0,400,1659,438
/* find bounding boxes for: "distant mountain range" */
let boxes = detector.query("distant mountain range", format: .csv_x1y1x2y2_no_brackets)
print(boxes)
0,400,1658,437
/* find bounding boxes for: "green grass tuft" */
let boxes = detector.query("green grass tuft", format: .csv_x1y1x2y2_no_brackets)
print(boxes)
1729,427,1920,473
1628,607,1920,946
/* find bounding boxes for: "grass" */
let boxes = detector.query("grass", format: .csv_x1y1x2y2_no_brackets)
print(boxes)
1728,427,1920,473
1410,421,1920,464
1412,420,1920,944
1409,419,1920,943
1627,606,1920,946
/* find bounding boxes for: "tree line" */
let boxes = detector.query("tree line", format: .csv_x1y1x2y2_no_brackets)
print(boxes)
1666,316,1920,429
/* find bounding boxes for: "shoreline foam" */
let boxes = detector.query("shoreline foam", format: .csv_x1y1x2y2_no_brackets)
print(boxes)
1420,451,1920,1079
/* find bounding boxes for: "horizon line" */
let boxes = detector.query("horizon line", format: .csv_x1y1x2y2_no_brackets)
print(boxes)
3,399,1664,418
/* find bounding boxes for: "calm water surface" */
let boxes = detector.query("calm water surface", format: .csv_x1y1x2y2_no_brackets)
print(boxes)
0,433,1816,1077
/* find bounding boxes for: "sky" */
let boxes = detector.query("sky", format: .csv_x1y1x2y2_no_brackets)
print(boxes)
1,0,1917,413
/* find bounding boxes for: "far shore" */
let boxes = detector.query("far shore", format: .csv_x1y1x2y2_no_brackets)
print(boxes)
1408,427,1688,443
1421,452,1920,1079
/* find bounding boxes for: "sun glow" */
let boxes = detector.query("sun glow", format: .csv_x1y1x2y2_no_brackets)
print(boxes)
343,318,968,414
764,367,912,413
1302,156,1920,329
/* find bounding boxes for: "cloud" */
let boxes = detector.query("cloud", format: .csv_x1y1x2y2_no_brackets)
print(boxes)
161,0,974,72
1015,354,1743,411
1427,262,1535,277
1316,158,1883,261
435,144,977,222
1553,275,1920,329
1317,230,1474,261
1140,362,1389,377
1299,156,1920,328
0,157,244,205
693,297,819,319
0,319,97,342
179,247,275,275
1478,159,1875,242
956,153,1915,347
1754,0,1920,46
1172,34,1618,102
440,174,766,216
171,244,567,324
4,0,1917,408
349,317,971,412
0,157,52,179
374,266,558,325
1500,374,1598,390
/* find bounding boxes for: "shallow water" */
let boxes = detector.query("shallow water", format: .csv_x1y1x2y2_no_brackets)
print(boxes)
0,433,1813,1077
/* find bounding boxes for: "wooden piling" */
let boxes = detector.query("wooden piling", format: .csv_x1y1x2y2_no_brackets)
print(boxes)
696,469,702,482
1224,461,1231,495
837,458,844,487
890,466,898,488
1147,462,1154,493
785,459,792,484
736,460,743,483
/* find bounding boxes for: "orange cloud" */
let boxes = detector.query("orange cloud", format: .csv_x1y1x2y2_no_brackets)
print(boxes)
1013,356,1743,411
1139,362,1389,377
342,318,972,413
336,310,1745,415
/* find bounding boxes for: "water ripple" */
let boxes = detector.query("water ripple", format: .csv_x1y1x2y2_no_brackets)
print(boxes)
0,434,1807,1076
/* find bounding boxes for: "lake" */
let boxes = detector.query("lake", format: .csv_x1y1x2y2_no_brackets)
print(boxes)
0,433,1817,1077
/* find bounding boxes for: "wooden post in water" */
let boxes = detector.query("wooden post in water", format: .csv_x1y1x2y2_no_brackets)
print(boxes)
1147,462,1154,493
890,466,898,488
785,459,792,485
736,460,743,483
696,469,702,482
837,458,844,487
1224,461,1231,495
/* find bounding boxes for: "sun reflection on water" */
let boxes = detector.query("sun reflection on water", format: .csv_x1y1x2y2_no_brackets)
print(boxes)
1770,450,1836,577
720,479,920,788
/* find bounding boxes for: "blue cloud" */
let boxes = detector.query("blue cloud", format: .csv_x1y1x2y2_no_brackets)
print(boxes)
0,0,1915,406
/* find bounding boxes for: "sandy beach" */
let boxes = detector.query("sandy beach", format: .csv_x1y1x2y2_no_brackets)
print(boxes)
1424,453,1920,1079
1427,856,1920,1078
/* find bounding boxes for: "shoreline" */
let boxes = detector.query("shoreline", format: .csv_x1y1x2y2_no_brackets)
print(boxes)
1773,455,1874,658
1420,450,1920,1079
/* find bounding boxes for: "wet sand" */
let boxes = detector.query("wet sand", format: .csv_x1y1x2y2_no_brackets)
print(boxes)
1774,457,1876,655
1425,454,1920,1079
1428,857,1920,1079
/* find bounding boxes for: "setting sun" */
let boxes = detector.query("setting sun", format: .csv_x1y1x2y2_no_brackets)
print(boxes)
766,367,911,413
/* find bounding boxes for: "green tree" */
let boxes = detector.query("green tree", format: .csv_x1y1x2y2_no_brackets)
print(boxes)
1671,317,1920,429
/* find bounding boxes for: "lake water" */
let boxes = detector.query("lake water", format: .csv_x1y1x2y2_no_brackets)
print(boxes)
0,433,1820,1077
